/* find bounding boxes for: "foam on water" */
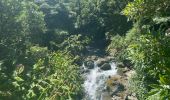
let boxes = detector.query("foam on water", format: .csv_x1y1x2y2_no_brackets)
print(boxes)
83,62,117,100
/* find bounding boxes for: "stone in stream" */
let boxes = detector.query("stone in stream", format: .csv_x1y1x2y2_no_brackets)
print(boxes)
117,62,125,68
123,59,132,68
96,59,109,67
96,57,115,67
86,55,98,61
84,60,94,69
101,92,113,100
100,63,111,70
117,67,130,76
105,75,127,99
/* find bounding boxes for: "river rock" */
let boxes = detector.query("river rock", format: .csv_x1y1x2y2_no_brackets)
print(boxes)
111,83,124,96
100,63,111,70
126,95,138,100
123,59,132,68
117,62,125,68
96,59,109,67
117,68,124,76
84,60,94,69
101,92,113,100
105,56,115,62
106,75,126,96
117,67,130,76
86,55,98,61
96,56,115,67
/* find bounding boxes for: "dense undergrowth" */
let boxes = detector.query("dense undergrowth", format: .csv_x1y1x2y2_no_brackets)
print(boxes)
108,0,170,99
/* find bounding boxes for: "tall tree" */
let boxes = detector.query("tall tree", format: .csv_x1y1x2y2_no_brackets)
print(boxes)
0,0,45,98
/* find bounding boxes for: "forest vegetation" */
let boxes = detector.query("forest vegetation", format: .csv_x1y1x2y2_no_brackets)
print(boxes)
0,0,170,99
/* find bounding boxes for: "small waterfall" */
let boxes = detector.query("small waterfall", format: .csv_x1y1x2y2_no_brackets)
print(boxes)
83,62,117,100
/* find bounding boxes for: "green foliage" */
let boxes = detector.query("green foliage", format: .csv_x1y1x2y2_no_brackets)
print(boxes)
27,52,82,100
127,33,170,99
107,35,126,61
0,0,83,99
46,30,70,50
61,34,90,55
122,0,170,21
122,0,170,99
127,35,158,72
127,34,170,99
3,0,170,99
1,51,82,100
107,25,140,61
0,1,46,99
39,0,132,47
26,46,49,65
76,0,132,37
47,32,90,56
0,0,45,62
147,75,170,100
128,73,148,100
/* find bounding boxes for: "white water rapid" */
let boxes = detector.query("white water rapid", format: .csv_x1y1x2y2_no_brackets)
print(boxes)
83,62,117,100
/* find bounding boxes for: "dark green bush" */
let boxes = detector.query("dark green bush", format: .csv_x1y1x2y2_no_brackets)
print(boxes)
0,44,83,99
128,73,148,100
107,25,140,61
8,51,82,100
127,33,170,99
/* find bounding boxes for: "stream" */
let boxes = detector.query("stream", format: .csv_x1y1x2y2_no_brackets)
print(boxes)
82,61,117,100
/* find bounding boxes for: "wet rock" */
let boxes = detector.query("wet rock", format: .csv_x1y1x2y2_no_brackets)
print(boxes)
127,95,138,100
117,68,124,76
83,69,90,73
165,28,170,37
96,58,109,67
105,56,115,62
106,75,122,92
125,70,136,79
123,59,132,68
100,63,111,70
112,96,122,100
84,60,94,69
111,83,124,96
80,66,90,74
106,75,128,99
101,92,113,100
117,67,130,76
117,62,125,68
86,55,98,61
96,56,115,67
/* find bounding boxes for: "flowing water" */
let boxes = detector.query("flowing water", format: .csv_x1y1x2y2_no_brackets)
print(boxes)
82,62,117,100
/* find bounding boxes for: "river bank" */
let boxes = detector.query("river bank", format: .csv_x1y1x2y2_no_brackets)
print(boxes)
81,47,138,100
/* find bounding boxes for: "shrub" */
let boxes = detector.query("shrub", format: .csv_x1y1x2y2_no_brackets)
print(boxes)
127,33,170,99
107,25,140,61
60,34,90,55
0,51,83,100
107,35,126,61
128,73,148,100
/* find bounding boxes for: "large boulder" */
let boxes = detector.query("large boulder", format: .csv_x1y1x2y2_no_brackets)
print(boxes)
96,58,109,67
84,60,94,69
86,55,98,61
117,67,129,76
100,63,111,70
106,75,125,98
117,68,124,76
117,62,125,68
123,59,132,68
96,57,115,67
101,92,113,100
105,56,115,62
